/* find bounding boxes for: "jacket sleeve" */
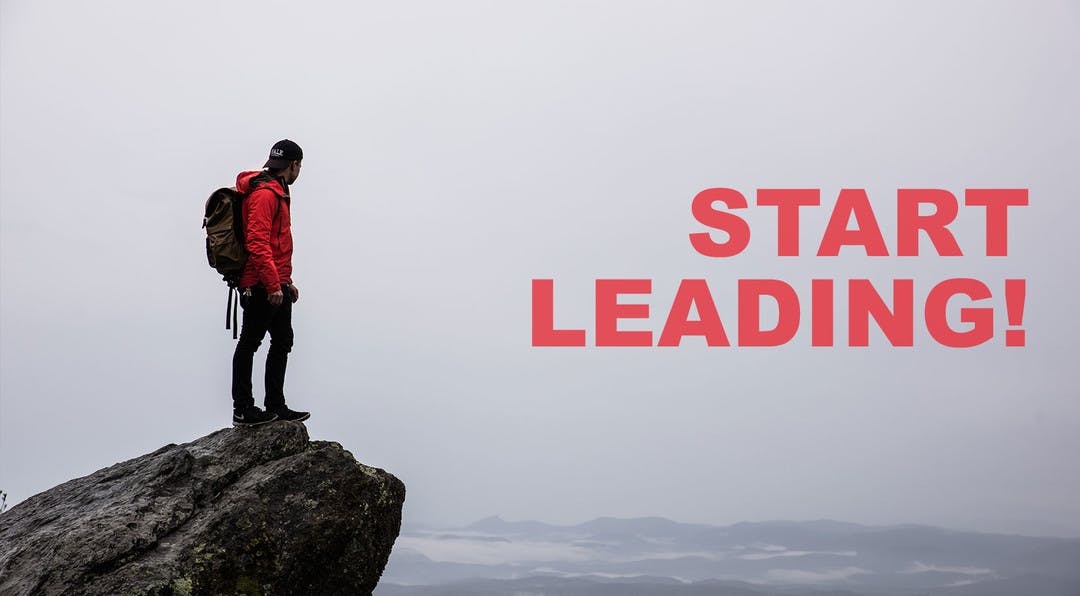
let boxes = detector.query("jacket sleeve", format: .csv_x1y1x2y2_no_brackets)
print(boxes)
244,188,280,290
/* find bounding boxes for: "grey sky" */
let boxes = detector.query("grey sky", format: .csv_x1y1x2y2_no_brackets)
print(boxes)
2,1,1078,537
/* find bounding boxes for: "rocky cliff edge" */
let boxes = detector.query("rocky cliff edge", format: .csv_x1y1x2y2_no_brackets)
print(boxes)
0,422,405,595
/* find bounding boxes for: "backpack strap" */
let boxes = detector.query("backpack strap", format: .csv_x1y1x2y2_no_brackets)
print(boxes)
225,285,240,339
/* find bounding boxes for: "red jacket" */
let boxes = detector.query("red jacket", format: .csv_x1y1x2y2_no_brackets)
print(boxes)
236,170,293,291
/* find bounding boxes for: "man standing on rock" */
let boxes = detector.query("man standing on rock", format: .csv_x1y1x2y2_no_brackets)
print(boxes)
231,139,311,426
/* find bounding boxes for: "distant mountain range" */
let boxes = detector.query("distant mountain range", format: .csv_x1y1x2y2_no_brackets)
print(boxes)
375,516,1080,596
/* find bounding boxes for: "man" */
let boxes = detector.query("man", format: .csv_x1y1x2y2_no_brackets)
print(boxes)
231,139,311,426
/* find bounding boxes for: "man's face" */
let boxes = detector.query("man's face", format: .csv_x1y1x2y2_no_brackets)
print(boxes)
287,160,302,185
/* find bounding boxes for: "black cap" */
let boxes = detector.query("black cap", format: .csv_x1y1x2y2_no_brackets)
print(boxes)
264,139,303,169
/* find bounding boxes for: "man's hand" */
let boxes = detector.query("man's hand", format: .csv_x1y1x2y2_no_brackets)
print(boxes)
288,284,300,303
268,290,284,306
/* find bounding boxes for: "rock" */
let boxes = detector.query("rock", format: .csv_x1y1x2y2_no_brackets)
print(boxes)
0,423,405,595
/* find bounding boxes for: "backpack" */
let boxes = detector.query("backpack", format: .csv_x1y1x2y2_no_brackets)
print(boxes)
203,181,282,338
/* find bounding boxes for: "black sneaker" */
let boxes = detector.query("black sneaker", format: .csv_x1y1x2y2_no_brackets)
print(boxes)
233,406,278,427
266,405,311,422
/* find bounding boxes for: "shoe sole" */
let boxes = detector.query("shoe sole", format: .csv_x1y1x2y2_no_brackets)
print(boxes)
233,414,279,427
276,413,311,423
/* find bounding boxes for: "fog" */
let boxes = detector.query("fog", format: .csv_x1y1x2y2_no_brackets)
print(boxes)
2,1,1078,538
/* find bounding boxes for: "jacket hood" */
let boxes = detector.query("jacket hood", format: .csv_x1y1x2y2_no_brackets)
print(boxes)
236,170,286,195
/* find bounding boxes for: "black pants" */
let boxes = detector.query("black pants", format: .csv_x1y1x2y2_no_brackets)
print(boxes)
231,284,293,411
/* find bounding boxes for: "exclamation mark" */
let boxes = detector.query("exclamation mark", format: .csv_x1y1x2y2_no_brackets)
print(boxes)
1005,279,1026,347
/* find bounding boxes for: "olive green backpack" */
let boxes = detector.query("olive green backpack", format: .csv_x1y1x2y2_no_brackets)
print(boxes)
202,183,281,337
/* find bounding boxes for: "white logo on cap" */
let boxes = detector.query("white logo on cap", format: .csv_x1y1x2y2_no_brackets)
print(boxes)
271,148,285,157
